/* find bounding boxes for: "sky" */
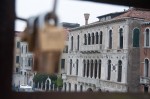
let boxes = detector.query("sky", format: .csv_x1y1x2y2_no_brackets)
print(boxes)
15,0,129,31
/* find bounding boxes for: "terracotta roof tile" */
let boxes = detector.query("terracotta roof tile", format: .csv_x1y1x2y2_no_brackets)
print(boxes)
113,8,150,21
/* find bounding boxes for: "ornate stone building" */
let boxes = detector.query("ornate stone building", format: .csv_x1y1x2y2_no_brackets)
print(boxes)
61,8,150,92
13,32,34,88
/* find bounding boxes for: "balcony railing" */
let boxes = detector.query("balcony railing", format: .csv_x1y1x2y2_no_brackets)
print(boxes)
80,44,103,52
140,76,150,85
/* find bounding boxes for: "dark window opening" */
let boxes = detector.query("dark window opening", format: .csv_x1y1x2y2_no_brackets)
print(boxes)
76,59,78,75
88,33,91,45
17,42,20,48
84,34,87,45
109,30,112,49
71,36,73,50
117,60,122,82
96,32,99,44
69,83,71,91
107,60,111,80
119,28,123,49
133,28,140,47
16,56,19,63
70,59,72,75
144,86,148,93
98,60,101,79
92,33,95,44
100,31,103,44
145,59,149,77
75,84,77,92
77,35,79,50
94,60,97,78
90,60,93,78
87,60,89,77
83,60,86,77
61,59,65,69
146,29,149,46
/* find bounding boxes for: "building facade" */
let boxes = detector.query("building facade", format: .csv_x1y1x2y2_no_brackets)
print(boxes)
140,22,150,93
13,32,34,88
61,8,150,92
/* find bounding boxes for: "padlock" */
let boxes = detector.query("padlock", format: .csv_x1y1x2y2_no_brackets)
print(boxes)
32,12,65,74
20,12,66,74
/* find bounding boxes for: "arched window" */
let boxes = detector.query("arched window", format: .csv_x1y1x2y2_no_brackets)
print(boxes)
117,60,122,82
84,34,87,45
76,59,78,75
69,83,71,91
92,33,95,44
80,85,83,92
90,60,93,78
70,59,72,75
96,32,99,44
94,60,97,78
98,60,101,79
109,30,112,49
64,83,67,92
87,60,89,77
88,33,91,45
77,35,79,50
145,59,149,77
75,84,77,92
100,31,103,44
119,28,123,49
107,60,111,80
145,29,150,47
71,36,73,50
83,60,86,77
133,28,140,47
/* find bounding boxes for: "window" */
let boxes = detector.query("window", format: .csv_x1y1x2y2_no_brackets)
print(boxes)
92,33,95,44
145,29,150,47
80,85,83,92
109,30,112,49
76,59,78,75
119,28,123,49
100,31,103,44
70,59,72,75
133,28,140,47
61,59,65,69
69,83,71,91
17,42,20,48
71,36,73,50
16,56,19,63
83,60,86,77
88,33,91,45
94,60,97,78
90,60,93,78
21,46,23,53
144,59,149,77
117,60,122,82
96,32,99,44
75,84,77,92
87,60,89,77
77,35,79,50
84,34,87,45
107,60,111,80
98,60,101,79
28,58,33,66
64,83,67,92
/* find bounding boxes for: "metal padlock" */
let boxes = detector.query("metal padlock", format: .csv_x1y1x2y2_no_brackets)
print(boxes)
33,12,66,74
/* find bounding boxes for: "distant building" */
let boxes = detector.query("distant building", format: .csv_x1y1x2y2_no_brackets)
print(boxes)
12,32,34,88
60,8,150,92
140,22,150,93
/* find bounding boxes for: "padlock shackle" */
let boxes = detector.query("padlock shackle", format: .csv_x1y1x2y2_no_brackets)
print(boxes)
45,12,58,26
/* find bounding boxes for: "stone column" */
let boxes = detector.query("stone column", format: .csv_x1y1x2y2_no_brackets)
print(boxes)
93,61,95,79
89,61,91,78
97,62,99,79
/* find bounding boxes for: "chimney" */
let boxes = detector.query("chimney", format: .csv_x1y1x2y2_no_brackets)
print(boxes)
84,13,90,25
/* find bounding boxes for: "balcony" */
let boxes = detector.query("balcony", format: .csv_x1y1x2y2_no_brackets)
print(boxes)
140,76,150,85
80,44,103,53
